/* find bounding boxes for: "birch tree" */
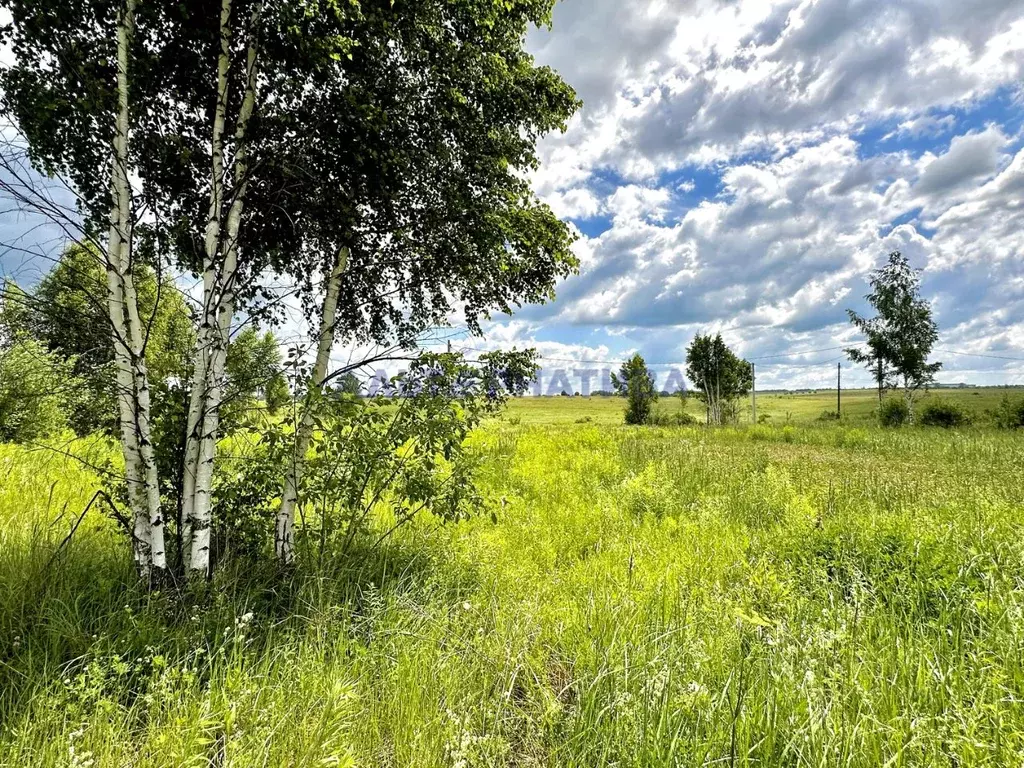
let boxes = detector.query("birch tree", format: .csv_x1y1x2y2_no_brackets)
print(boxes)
685,334,752,426
2,0,151,577
0,0,269,580
275,247,347,562
262,0,580,562
181,0,264,577
104,0,162,577
2,0,580,576
846,251,942,419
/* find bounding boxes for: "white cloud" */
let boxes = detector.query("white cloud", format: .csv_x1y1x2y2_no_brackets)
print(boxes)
513,0,1024,386
605,185,671,223
532,0,1024,183
912,125,1009,200
544,188,603,220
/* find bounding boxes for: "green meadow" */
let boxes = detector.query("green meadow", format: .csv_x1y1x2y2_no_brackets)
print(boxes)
507,386,1021,426
2,393,1024,766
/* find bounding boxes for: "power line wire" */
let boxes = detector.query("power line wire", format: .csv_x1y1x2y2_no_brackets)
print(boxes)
935,348,1024,362
748,345,861,360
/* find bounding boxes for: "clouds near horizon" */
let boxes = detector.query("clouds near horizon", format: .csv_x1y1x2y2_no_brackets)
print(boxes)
484,0,1024,388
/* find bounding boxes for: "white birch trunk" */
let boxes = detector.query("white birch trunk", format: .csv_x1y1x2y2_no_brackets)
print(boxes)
122,268,166,572
105,225,148,576
276,247,349,563
187,4,261,575
105,0,162,579
182,0,234,570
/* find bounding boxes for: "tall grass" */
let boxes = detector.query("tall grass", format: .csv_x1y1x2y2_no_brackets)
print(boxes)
1,419,1023,765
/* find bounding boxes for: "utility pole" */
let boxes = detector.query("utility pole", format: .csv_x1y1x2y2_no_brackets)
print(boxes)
751,363,757,424
837,362,841,416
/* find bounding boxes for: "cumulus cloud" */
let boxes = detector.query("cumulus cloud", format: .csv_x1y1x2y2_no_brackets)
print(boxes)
545,188,603,220
912,125,1010,200
506,0,1024,386
532,0,1024,178
605,185,671,223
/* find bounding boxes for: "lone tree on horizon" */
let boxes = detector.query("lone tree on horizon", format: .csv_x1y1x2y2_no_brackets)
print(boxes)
611,353,657,425
685,333,751,425
846,251,941,419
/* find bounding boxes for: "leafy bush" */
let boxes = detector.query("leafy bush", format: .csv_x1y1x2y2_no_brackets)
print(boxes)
211,433,286,563
649,411,697,426
918,399,972,428
674,410,698,425
992,395,1024,429
297,354,528,556
0,338,79,442
878,397,910,427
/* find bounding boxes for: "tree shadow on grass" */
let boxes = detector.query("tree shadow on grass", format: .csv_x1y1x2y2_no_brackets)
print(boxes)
0,524,479,739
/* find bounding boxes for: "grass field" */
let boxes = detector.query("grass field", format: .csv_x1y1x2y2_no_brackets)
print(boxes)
504,386,1024,426
2,394,1024,765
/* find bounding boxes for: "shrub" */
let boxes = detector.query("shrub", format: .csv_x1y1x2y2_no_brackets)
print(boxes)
878,397,910,427
748,425,772,441
817,410,840,421
0,338,79,442
649,411,697,427
992,395,1024,429
918,399,972,428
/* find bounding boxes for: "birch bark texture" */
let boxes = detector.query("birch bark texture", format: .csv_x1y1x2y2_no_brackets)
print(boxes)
104,0,166,580
184,0,262,577
180,0,234,569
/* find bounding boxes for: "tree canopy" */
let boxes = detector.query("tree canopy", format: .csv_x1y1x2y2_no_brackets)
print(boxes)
1,0,580,339
685,334,752,425
0,0,579,580
611,353,657,425
846,251,941,415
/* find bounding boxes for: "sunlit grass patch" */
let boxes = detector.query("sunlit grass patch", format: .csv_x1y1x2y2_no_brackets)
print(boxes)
1,420,1024,765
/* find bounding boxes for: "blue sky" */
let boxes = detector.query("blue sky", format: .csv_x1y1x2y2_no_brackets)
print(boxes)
461,0,1024,390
